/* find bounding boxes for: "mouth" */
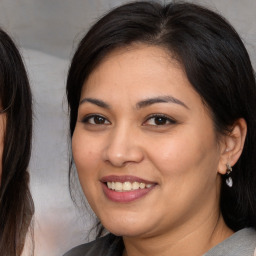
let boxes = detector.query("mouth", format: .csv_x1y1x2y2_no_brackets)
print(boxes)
100,175,156,203
106,181,153,192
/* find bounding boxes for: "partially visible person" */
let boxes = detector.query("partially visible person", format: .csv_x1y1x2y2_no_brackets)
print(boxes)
0,28,34,256
64,1,256,256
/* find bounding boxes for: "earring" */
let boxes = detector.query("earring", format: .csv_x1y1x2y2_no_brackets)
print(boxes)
225,164,233,187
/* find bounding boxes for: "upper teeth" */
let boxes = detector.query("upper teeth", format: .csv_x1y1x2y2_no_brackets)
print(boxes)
107,181,152,191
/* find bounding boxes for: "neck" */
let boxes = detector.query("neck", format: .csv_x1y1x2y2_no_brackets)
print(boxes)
122,213,233,256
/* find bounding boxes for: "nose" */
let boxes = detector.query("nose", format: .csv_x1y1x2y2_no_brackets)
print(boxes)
102,125,144,167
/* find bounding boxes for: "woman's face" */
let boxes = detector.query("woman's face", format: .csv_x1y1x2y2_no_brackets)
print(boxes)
72,45,225,238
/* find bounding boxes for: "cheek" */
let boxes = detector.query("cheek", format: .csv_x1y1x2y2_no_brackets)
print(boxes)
71,128,104,204
72,132,96,209
147,127,219,183
146,129,220,219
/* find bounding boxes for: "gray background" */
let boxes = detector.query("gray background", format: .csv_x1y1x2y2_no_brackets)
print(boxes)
1,0,256,64
0,0,255,255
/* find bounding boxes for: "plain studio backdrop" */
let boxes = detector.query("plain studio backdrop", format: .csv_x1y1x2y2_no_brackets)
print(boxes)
0,0,255,255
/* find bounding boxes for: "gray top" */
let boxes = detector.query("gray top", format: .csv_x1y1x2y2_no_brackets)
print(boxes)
204,228,256,256
64,228,256,256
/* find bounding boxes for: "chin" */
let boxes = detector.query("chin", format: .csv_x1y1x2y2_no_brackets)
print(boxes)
101,218,151,238
108,227,146,237
96,205,161,237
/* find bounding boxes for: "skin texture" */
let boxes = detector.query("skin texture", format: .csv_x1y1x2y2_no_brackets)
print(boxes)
72,45,246,256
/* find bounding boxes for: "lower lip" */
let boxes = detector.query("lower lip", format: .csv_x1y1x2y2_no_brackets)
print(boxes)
102,183,155,203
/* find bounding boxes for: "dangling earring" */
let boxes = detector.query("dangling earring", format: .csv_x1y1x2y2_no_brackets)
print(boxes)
225,163,233,187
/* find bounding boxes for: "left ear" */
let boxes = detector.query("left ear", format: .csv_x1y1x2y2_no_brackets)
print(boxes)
218,118,247,175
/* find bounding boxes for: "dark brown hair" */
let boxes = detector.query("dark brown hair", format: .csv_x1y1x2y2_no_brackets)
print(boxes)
0,28,34,256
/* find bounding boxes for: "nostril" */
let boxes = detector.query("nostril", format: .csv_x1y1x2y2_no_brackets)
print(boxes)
103,145,144,167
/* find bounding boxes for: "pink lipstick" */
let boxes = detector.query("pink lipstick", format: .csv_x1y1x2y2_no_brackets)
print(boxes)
101,175,156,203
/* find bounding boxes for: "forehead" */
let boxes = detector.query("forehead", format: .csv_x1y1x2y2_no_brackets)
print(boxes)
81,44,185,96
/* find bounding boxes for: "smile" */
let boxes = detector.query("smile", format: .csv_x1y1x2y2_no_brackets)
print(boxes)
101,175,156,202
107,181,153,192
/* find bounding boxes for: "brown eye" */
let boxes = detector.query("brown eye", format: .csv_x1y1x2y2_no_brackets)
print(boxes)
144,114,176,126
153,116,168,125
82,115,110,125
93,116,106,124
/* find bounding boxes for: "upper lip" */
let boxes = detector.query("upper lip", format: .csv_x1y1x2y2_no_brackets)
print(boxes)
100,175,155,184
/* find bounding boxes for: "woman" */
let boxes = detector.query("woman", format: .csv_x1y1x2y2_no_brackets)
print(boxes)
65,2,256,255
0,29,34,256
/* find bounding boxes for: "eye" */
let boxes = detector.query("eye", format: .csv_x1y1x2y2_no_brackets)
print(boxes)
144,114,176,126
82,114,110,125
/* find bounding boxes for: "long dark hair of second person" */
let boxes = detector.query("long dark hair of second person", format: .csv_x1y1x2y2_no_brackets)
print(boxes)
0,29,34,256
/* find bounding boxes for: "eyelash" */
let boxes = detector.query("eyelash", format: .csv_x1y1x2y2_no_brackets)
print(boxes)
81,114,110,125
81,114,176,127
143,114,176,126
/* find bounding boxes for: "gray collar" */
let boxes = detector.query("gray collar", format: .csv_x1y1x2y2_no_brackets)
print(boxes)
204,228,256,256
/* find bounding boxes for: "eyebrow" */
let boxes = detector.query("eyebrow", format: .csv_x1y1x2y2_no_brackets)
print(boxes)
79,95,189,110
136,96,189,109
80,98,110,109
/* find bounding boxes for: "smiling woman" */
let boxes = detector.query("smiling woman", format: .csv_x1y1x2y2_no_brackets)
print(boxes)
64,2,256,256
0,29,34,256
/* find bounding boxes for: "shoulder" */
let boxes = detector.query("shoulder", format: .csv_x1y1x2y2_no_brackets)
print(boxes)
63,234,123,256
204,228,256,256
